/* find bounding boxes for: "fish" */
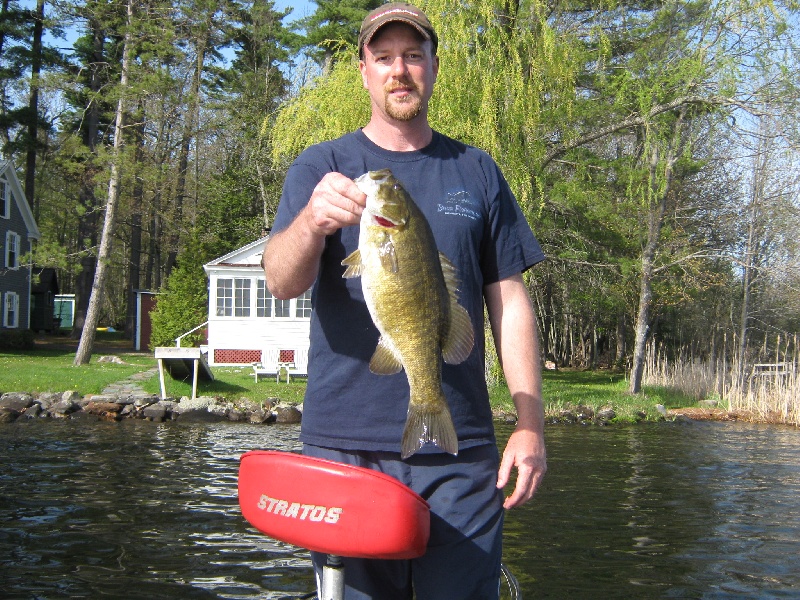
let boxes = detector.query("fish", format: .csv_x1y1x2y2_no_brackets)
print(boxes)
341,169,474,459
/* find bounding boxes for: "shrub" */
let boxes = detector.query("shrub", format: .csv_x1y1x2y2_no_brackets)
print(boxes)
0,329,36,350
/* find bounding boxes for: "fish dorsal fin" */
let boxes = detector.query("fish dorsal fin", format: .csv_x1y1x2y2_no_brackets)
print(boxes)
341,249,363,278
439,252,475,365
369,337,403,375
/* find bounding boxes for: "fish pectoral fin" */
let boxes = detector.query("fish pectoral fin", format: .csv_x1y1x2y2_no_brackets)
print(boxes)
442,302,474,364
439,252,474,364
401,399,458,459
369,337,403,375
341,249,364,278
439,253,459,293
378,238,398,273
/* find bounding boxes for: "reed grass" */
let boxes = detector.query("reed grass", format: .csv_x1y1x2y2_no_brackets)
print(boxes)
643,336,799,426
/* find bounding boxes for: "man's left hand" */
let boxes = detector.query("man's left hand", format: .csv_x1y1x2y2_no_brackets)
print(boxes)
496,427,547,509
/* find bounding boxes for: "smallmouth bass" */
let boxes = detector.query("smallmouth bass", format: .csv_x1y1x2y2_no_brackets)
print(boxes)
342,169,474,459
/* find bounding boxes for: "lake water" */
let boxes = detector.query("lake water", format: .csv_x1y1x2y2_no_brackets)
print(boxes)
1,419,799,598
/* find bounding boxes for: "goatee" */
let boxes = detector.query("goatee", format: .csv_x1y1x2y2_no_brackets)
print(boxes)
384,82,422,121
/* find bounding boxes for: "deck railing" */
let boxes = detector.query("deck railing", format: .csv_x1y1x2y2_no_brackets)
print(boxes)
175,321,208,348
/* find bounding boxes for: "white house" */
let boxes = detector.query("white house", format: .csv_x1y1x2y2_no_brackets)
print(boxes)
202,236,311,374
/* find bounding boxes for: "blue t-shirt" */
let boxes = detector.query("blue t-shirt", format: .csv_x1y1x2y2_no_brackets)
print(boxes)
272,130,545,452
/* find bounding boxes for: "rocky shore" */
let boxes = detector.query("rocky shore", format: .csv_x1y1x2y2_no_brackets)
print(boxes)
0,391,303,425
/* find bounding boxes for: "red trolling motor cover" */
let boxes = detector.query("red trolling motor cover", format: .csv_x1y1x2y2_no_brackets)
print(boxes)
238,450,430,559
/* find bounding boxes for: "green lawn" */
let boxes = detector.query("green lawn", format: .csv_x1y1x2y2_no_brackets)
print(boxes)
2,339,704,422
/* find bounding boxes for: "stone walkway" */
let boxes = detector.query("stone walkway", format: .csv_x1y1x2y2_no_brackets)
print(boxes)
101,367,159,398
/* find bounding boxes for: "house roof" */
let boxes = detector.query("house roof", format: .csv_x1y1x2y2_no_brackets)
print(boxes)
0,160,41,240
31,267,60,294
203,235,269,272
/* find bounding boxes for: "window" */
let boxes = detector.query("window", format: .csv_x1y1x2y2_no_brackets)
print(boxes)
274,297,290,318
4,292,19,328
296,289,312,318
234,278,251,317
5,231,19,269
0,178,8,219
216,276,312,319
216,279,233,316
257,280,273,317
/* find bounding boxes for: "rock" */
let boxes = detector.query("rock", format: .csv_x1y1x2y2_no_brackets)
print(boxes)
84,401,124,415
249,409,273,424
274,404,302,424
70,410,100,422
655,404,668,417
86,394,120,404
62,391,82,405
228,409,246,422
50,398,79,417
143,402,174,422
0,408,19,423
173,397,228,423
22,404,43,419
134,396,158,408
559,409,577,423
0,392,35,412
596,408,616,423
575,405,594,421
36,392,62,410
97,355,125,364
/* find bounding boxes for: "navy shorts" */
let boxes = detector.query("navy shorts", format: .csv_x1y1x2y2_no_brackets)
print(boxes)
303,443,505,600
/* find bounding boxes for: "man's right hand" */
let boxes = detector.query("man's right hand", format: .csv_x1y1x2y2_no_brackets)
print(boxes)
303,172,367,237
263,172,366,300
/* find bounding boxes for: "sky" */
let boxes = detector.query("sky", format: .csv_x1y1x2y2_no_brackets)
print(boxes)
18,0,318,54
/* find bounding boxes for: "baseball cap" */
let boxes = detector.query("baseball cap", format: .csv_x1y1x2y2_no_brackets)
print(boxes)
358,3,438,56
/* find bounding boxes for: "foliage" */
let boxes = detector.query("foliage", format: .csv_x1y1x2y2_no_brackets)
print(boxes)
0,0,797,380
0,329,35,350
148,234,209,349
293,0,383,68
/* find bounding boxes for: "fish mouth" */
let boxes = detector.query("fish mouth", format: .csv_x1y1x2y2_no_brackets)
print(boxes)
371,214,399,228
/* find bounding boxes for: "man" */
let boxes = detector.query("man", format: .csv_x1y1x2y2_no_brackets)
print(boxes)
263,3,546,597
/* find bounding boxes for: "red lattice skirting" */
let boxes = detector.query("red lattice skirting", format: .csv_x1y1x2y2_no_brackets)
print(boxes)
215,349,261,364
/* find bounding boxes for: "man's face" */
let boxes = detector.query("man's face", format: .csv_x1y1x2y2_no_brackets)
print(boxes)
360,22,439,123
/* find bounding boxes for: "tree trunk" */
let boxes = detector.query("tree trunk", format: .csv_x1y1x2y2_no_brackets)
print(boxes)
75,0,134,365
614,313,626,370
165,14,212,276
737,117,768,382
71,20,104,340
629,109,687,393
124,103,146,340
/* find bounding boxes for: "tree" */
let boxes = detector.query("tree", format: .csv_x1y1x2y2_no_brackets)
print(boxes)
74,0,134,365
0,0,61,216
148,232,210,349
294,0,382,71
269,0,800,377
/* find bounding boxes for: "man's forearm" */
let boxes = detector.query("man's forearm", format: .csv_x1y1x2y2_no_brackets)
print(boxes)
263,208,325,300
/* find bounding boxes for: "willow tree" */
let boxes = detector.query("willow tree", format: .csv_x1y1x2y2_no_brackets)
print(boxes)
268,0,800,379
271,0,576,210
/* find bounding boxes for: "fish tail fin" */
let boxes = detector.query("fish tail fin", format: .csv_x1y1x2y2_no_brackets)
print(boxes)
401,397,458,459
